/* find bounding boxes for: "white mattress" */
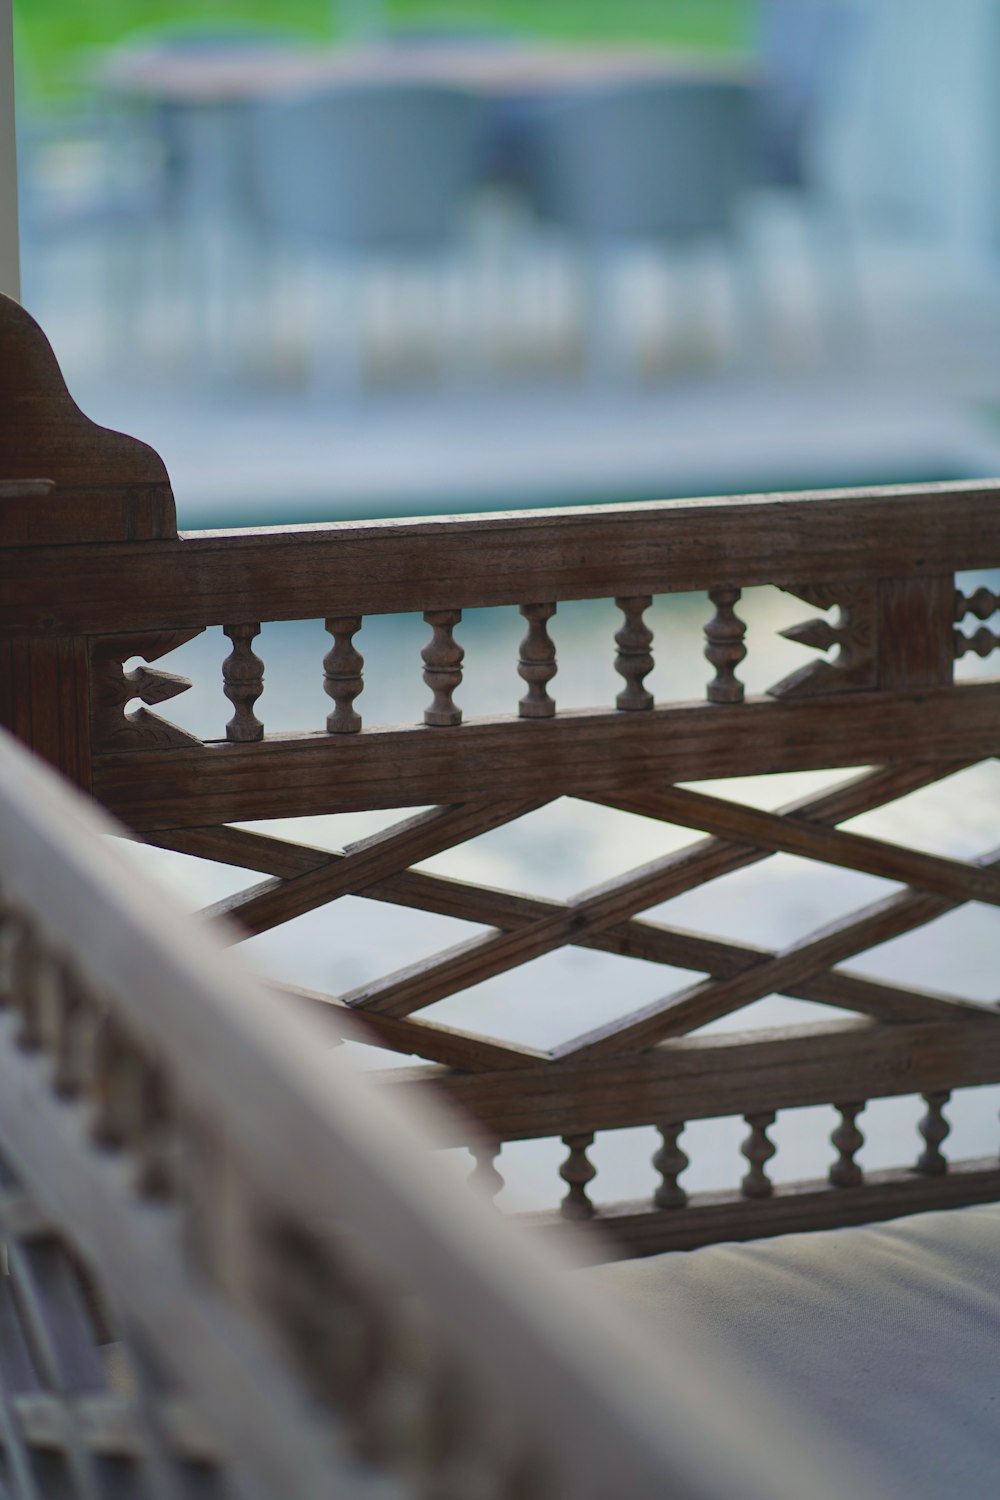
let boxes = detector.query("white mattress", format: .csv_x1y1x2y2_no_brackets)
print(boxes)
585,1204,1000,1500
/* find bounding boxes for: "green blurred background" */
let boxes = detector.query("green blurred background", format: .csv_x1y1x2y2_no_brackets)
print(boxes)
14,0,750,101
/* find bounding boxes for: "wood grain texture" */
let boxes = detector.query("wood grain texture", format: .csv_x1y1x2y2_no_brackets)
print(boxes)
0,635,92,788
4,481,1000,636
0,294,175,546
203,797,547,936
597,782,1000,907
392,1018,1000,1142
92,683,1000,830
877,575,956,688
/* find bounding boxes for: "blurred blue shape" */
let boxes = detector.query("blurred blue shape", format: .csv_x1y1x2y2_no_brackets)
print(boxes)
524,79,755,377
528,79,754,242
251,82,487,251
249,82,488,390
754,0,866,190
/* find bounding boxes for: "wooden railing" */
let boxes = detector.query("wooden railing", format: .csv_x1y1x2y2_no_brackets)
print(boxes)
4,721,867,1500
3,290,1000,1258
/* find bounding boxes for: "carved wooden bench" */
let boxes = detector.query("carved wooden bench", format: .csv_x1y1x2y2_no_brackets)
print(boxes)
3,287,1000,1497
4,289,1000,1259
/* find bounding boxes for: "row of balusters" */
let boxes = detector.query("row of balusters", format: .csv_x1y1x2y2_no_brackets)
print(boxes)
218,589,749,742
0,901,563,1495
470,1094,957,1219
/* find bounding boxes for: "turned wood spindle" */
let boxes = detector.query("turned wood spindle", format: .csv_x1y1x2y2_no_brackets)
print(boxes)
222,622,265,742
469,1141,504,1205
614,596,654,710
741,1111,776,1199
518,603,557,718
422,610,464,727
955,585,999,622
829,1102,865,1188
653,1122,689,1209
324,616,364,733
90,1020,141,1151
136,1062,175,1199
916,1091,951,1176
559,1133,596,1221
704,587,747,704
52,968,92,1101
10,926,43,1052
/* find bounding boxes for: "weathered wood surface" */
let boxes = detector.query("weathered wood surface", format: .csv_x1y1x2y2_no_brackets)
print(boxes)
3,481,1000,635
388,1019,1000,1142
93,681,1000,828
0,294,175,546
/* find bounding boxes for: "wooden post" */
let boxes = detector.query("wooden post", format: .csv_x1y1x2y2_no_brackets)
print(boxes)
0,295,178,789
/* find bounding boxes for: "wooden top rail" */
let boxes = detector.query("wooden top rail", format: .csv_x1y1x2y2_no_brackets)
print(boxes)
0,726,874,1500
2,481,1000,636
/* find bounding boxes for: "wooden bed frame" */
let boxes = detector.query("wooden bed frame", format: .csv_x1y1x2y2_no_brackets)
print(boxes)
3,289,1000,1269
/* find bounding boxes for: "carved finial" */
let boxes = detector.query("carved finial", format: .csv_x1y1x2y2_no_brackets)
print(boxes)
469,1141,504,1205
916,1091,951,1176
740,1112,776,1199
518,603,557,718
704,588,746,703
653,1122,689,1209
559,1133,596,1220
829,1102,865,1188
324,616,364,733
90,629,205,750
614,596,654,710
769,581,877,698
222,623,265,743
422,610,464,726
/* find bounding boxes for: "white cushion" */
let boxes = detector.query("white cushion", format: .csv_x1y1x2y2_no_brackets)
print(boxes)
585,1204,1000,1500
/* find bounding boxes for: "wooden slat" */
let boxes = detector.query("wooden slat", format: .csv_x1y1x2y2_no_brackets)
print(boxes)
4,480,1000,635
528,1159,1000,1262
392,1018,1000,1142
595,783,1000,908
562,850,1000,1055
204,797,547,936
93,683,1000,830
277,982,547,1072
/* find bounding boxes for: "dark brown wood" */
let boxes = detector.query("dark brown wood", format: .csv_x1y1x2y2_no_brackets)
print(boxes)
276,982,545,1072
614,596,654,710
89,631,203,753
0,294,175,546
0,636,92,788
7,483,1000,637
222,624,265,743
91,683,1000,830
527,1160,1000,1261
704,587,746,703
204,798,547,936
599,782,1000,908
390,1019,1000,1143
518,603,557,718
769,581,878,699
877,576,956,688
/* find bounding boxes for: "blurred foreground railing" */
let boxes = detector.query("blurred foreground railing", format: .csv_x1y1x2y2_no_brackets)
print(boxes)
3,290,1000,1261
1,722,862,1500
